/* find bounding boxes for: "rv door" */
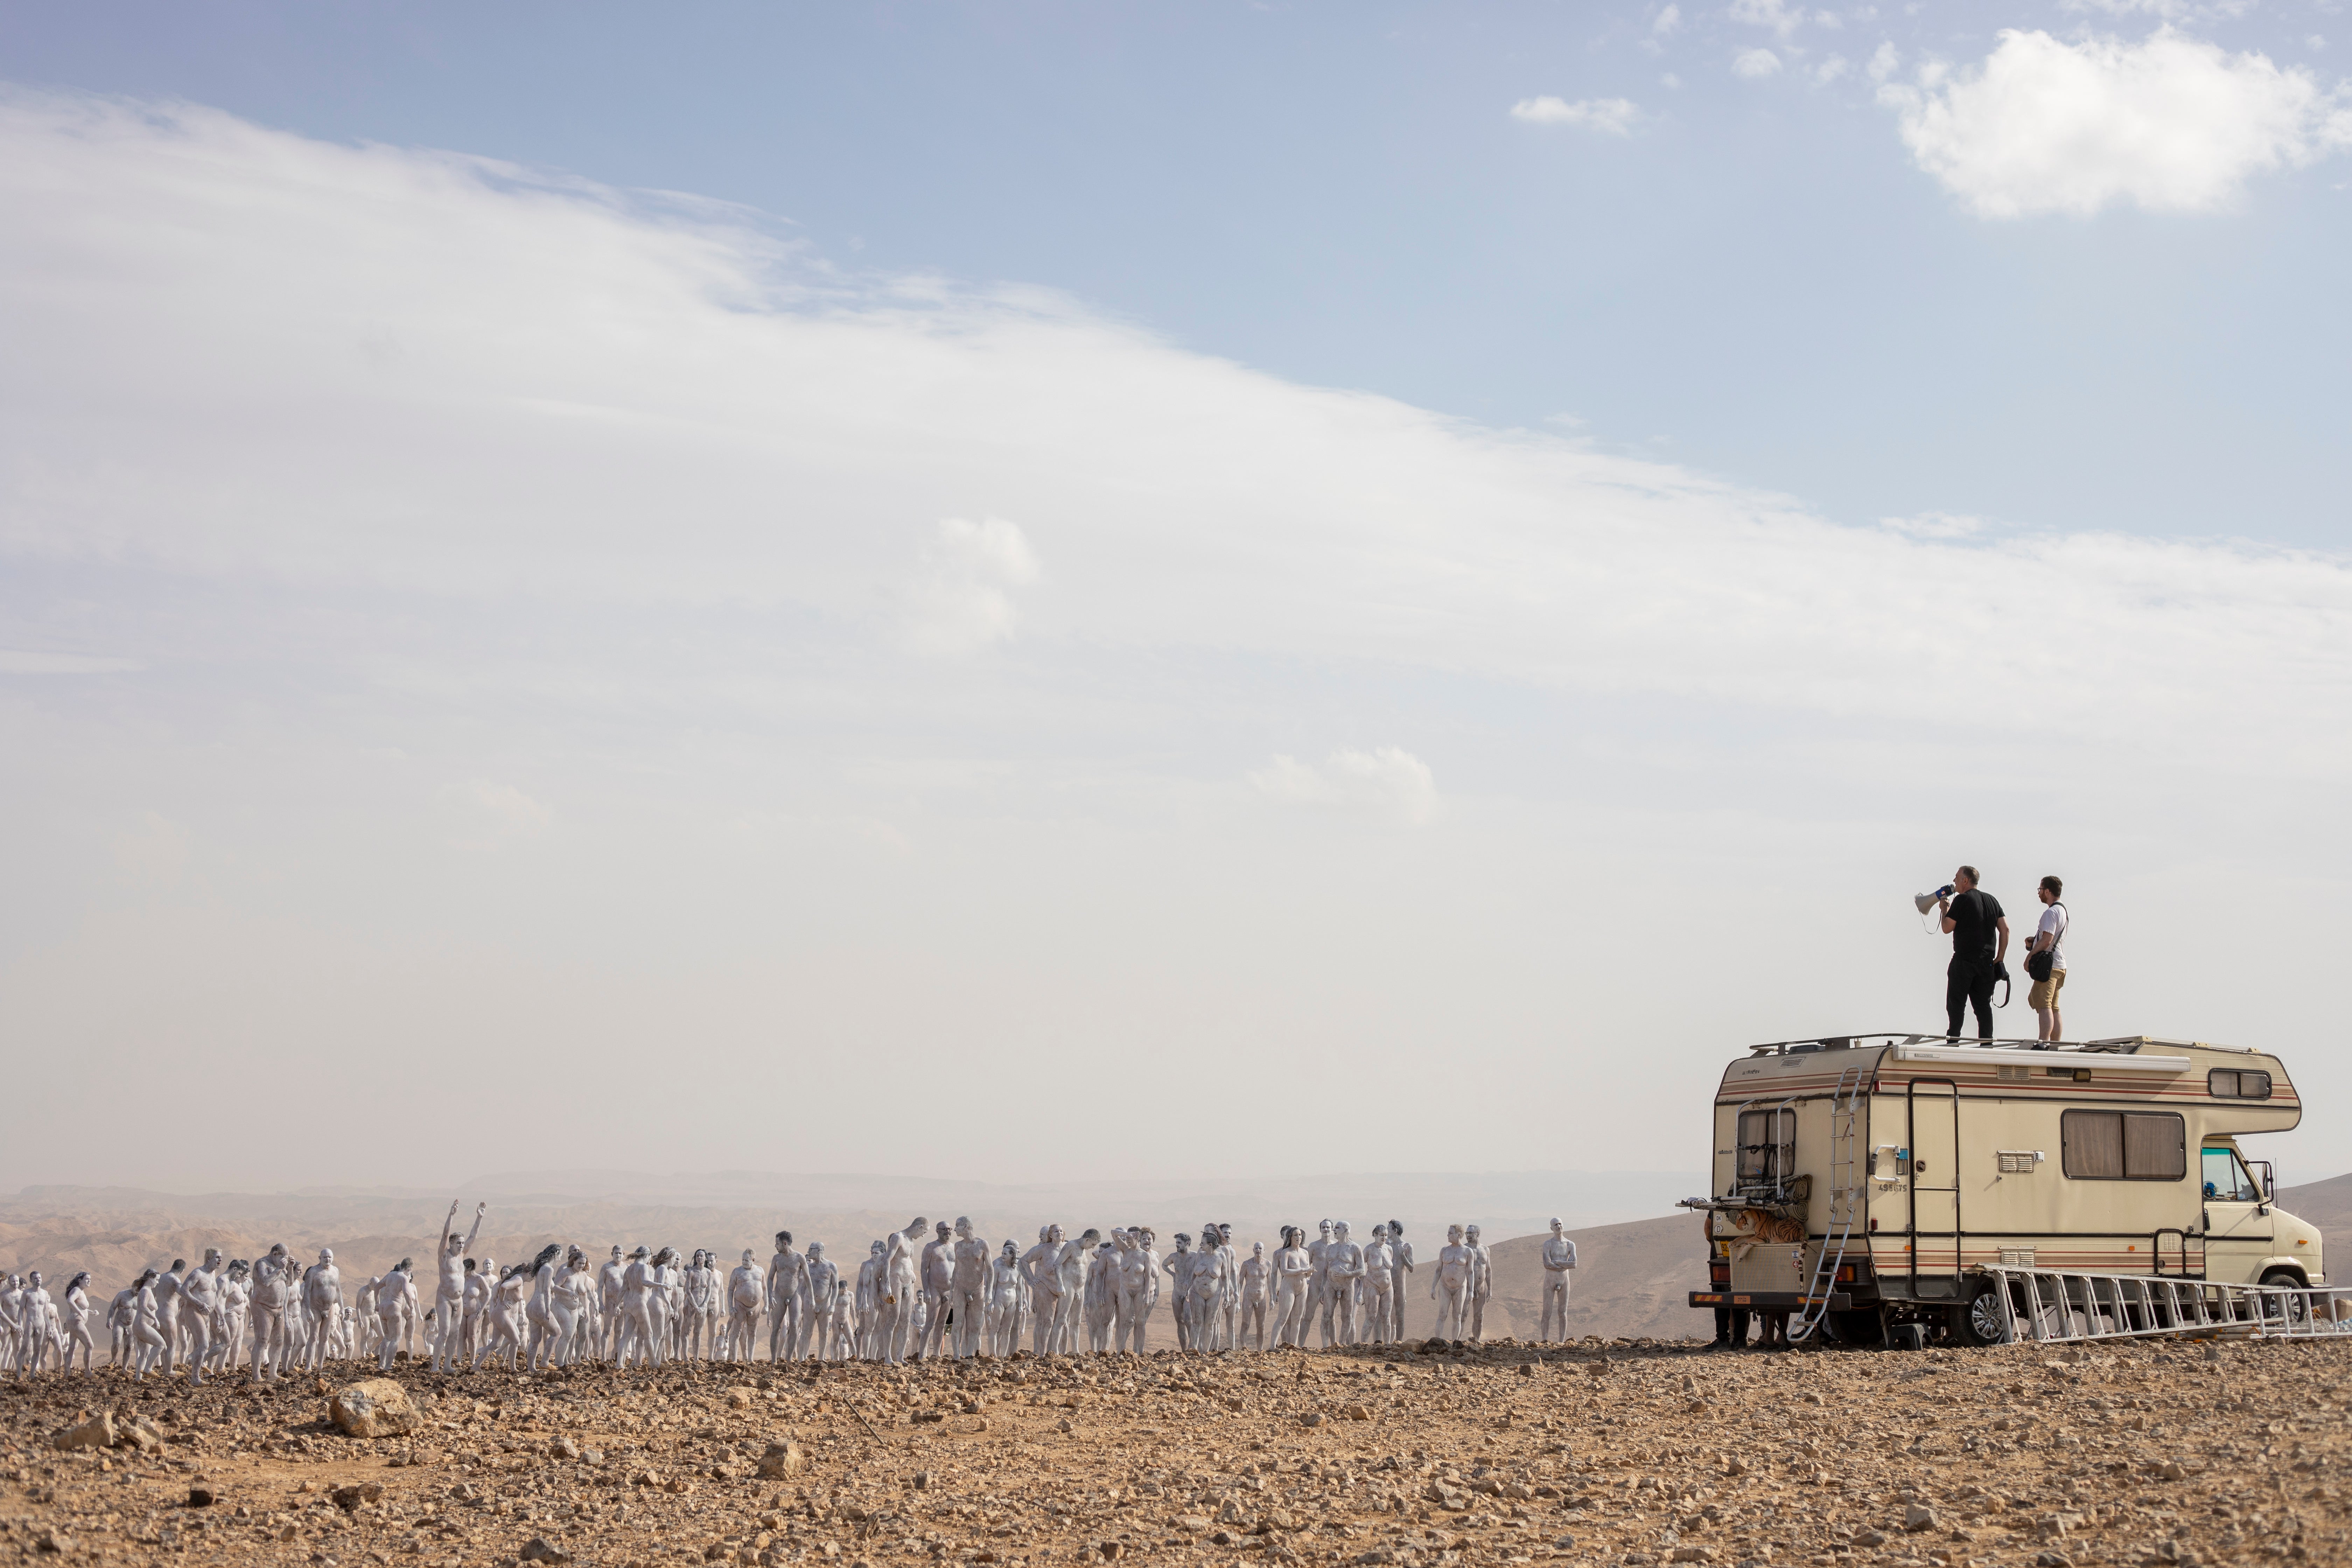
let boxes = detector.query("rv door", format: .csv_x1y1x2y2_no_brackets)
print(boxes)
2202,1144,2273,1286
1908,1079,1960,1295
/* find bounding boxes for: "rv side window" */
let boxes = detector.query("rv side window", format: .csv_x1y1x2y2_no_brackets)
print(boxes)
2061,1110,2186,1181
2208,1069,2273,1100
1736,1108,1795,1186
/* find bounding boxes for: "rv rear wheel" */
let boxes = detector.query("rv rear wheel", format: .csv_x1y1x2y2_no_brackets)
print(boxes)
1826,1308,1884,1347
1950,1281,2010,1347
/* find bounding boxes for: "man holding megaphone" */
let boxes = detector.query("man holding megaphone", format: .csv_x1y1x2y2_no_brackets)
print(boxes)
1935,865,2009,1041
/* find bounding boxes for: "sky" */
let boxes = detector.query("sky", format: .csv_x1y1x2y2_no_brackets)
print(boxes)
2,1,2350,1197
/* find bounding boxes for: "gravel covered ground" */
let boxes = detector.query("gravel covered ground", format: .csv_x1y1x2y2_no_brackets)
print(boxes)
4,1334,2347,1568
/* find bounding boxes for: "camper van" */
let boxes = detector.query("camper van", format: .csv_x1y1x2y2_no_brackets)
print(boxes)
1685,1034,2321,1345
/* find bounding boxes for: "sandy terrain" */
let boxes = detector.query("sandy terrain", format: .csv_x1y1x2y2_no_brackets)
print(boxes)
4,1330,2347,1568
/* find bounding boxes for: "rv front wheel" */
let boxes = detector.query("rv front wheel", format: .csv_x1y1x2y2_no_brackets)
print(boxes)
1951,1281,2010,1347
2259,1269,2310,1325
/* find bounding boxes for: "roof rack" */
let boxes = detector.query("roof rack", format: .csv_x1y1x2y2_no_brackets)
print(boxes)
1742,1032,2235,1058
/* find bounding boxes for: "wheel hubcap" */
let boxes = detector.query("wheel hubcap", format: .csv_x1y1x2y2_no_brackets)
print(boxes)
1969,1293,2006,1343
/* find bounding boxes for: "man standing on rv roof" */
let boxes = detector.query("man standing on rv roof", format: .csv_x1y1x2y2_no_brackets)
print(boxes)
2028,875,2068,1043
1937,865,2009,1041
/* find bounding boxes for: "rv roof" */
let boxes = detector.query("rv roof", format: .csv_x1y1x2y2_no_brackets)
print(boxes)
1740,1032,2252,1058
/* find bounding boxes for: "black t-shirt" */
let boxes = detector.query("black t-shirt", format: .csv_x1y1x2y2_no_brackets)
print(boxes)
1948,888,2004,961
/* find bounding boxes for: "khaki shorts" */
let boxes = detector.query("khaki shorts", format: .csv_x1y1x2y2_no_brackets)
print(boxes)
2029,969,2067,1010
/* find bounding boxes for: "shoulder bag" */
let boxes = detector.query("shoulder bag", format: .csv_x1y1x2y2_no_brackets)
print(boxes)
2025,902,2066,983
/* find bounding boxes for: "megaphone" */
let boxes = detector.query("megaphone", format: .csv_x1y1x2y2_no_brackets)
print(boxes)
1913,884,1955,915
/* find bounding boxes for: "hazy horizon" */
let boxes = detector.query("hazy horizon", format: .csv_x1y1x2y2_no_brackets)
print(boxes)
5,1166,1710,1243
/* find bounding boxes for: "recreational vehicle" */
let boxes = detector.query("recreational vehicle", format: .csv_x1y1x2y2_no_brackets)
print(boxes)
1685,1034,2321,1345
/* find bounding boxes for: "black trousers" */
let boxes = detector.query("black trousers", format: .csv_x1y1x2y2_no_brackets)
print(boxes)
1946,955,1995,1039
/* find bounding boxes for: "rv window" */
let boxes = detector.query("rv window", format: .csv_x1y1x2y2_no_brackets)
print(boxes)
2061,1110,2186,1181
2208,1069,2273,1100
2063,1111,2124,1180
2124,1113,2186,1180
1736,1108,1795,1186
2201,1147,2261,1203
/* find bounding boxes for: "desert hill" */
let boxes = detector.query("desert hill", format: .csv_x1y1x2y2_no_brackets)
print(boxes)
1442,1214,1703,1342
2272,1171,2352,1255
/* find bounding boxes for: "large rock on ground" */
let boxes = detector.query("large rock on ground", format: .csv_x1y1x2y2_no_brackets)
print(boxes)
328,1379,420,1438
757,1441,805,1478
52,1412,115,1452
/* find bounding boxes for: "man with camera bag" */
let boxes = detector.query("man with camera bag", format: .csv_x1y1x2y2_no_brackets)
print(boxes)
2026,874,2068,1042
1937,865,2009,1041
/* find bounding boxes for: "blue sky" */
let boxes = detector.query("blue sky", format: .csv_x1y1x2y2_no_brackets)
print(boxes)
8,0,2348,544
3,3,2351,1191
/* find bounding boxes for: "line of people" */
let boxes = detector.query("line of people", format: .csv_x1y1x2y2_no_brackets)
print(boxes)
8,1203,1580,1381
772,1217,1478,1363
1,1244,406,1385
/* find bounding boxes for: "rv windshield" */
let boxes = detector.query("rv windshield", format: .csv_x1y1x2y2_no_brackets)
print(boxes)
2201,1146,2261,1203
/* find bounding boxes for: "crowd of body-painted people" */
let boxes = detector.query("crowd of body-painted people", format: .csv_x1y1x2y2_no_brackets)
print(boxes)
5,1202,1580,1382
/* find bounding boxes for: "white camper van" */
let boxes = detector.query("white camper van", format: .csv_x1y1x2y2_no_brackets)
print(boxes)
1686,1034,2321,1345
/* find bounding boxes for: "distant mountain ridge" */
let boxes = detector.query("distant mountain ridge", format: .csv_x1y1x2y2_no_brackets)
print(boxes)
5,1166,1701,1265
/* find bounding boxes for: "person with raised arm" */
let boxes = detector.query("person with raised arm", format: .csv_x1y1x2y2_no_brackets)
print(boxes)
431,1201,488,1373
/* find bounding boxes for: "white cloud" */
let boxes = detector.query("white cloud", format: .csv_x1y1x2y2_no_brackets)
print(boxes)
1879,28,2352,217
1817,55,1851,84
1867,41,1902,82
905,515,1041,653
1734,48,1785,78
1250,748,1441,826
1877,511,1986,539
1509,96,1642,135
1654,4,1684,35
5,87,2346,760
1729,0,1806,39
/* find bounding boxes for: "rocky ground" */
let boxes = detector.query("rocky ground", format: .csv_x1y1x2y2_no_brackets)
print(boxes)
3,1334,2347,1568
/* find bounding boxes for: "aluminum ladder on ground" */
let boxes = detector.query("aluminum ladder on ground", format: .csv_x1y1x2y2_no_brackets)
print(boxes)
1984,1266,2352,1344
1789,1059,1871,1343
